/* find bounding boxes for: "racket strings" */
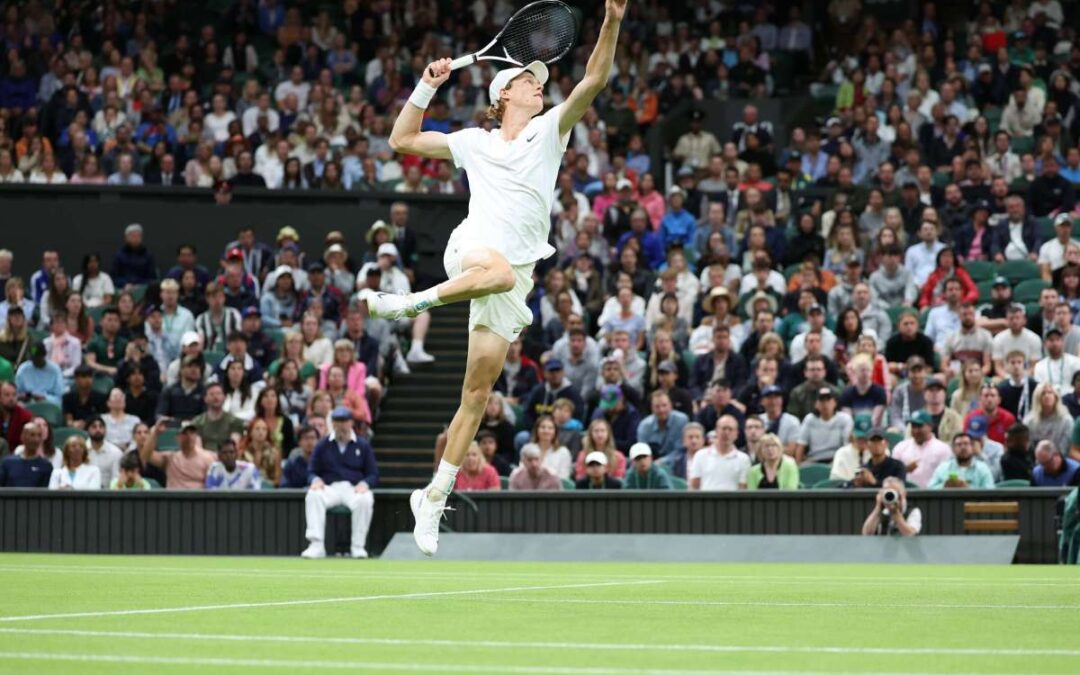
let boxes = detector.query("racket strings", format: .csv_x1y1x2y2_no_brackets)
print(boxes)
500,2,577,64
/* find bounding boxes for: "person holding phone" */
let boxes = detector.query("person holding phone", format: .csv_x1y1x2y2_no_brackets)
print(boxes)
850,427,907,488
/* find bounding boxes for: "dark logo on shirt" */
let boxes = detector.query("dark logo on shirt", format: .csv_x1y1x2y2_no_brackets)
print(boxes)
525,133,538,143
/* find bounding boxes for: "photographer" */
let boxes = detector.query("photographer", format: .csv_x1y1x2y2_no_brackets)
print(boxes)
861,477,922,537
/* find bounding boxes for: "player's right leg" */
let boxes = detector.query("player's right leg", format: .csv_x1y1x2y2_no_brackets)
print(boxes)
364,247,514,320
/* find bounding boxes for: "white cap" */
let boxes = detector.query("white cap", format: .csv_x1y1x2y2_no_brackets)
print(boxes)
585,451,608,466
273,264,294,277
181,331,201,348
616,178,633,190
377,242,399,258
488,60,549,105
629,443,652,460
667,185,685,197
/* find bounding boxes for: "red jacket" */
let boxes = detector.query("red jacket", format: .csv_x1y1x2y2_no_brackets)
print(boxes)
918,265,978,309
2,403,33,450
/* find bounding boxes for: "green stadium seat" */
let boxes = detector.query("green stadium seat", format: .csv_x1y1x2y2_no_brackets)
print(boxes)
812,479,846,489
1036,217,1055,242
52,427,88,447
798,464,830,487
669,476,688,490
130,284,148,304
203,349,226,369
885,431,905,449
29,328,48,343
1025,302,1041,318
886,305,911,329
783,263,802,281
260,478,276,490
995,479,1031,488
87,305,110,325
560,477,575,490
997,259,1040,284
92,374,115,395
500,475,510,490
904,480,921,489
1013,278,1050,303
26,401,63,427
1010,136,1035,154
143,477,161,489
976,280,995,303
329,505,351,515
156,429,180,451
964,260,995,282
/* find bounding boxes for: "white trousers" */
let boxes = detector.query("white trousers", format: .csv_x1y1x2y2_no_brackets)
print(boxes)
304,481,374,555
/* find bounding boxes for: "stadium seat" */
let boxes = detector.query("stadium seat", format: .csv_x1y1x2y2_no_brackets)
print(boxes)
87,305,110,325
976,280,995,303
669,476,688,490
26,401,63,428
260,478,276,490
995,479,1031,488
560,477,575,490
500,476,510,490
52,427,88,446
1010,136,1034,154
798,464,830,487
997,260,1040,284
886,305,908,329
92,374,114,395
156,429,180,451
812,479,846,489
203,349,226,369
130,284,148,304
904,480,921,489
964,260,995,282
1013,279,1050,303
145,477,162,489
885,431,905,449
1036,217,1055,242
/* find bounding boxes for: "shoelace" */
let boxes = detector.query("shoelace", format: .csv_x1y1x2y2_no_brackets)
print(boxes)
421,499,454,535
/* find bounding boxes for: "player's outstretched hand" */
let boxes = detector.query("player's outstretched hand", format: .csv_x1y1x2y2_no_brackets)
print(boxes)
424,58,452,87
606,0,627,21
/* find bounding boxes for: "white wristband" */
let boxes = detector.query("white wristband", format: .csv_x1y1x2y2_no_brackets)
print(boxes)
409,80,438,109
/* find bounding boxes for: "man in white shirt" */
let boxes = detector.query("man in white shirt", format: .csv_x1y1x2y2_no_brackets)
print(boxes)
904,221,946,286
1038,213,1080,277
991,304,1043,377
1033,328,1080,396
789,306,837,363
925,278,963,350
241,92,280,138
689,414,750,490
274,66,310,109
985,130,1021,184
159,279,195,345
85,416,123,488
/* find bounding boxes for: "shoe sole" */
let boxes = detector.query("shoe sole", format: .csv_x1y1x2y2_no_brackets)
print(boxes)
409,489,436,557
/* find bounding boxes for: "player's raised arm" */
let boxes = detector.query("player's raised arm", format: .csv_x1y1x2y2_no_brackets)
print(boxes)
388,58,454,160
558,0,626,137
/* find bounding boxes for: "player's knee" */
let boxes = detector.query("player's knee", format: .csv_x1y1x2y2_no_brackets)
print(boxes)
461,383,492,413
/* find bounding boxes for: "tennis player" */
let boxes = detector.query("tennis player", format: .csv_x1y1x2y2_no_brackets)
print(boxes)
373,0,627,555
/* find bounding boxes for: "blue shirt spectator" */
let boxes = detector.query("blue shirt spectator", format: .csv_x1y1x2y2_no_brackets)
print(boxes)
615,227,665,270
15,348,64,407
1033,446,1080,487
659,190,696,251
0,454,52,487
635,393,690,458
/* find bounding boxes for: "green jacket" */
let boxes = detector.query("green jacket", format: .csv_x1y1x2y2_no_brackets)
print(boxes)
746,456,800,490
622,465,672,490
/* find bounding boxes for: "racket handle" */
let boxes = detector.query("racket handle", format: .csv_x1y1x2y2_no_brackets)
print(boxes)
450,54,478,71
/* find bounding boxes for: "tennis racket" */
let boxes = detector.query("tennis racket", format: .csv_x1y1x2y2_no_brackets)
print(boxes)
428,0,578,77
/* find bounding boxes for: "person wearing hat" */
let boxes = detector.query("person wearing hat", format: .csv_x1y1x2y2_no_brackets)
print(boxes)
62,364,107,428
975,275,1015,334
672,108,720,171
794,386,854,465
621,442,672,490
891,409,954,487
519,357,585,439
1037,213,1080,275
789,304,837,364
155,353,207,422
829,414,873,481
919,378,964,446
266,242,309,293
575,449,622,490
654,359,693,417
139,419,217,489
322,242,355,297
954,199,996,263
110,222,157,289
759,384,800,453
964,413,1004,481
14,343,63,407
850,426,908,488
300,260,346,327
300,406,378,559
259,265,300,330
364,220,395,254
592,383,641,454
659,184,696,251
508,443,563,491
359,243,434,365
383,1,628,555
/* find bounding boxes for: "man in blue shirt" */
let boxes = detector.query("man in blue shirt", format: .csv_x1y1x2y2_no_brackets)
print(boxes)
636,390,689,458
659,186,697,253
15,344,64,407
0,423,52,487
302,407,379,559
1032,440,1080,487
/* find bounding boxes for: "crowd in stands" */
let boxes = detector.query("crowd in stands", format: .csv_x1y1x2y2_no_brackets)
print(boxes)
2,1,1080,494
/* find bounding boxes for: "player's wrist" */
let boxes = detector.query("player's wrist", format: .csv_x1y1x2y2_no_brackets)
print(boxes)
410,80,438,109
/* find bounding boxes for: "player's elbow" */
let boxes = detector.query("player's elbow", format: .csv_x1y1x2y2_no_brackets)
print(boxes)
388,135,404,152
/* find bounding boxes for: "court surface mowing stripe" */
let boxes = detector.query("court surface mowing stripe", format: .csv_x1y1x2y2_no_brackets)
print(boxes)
0,554,1078,674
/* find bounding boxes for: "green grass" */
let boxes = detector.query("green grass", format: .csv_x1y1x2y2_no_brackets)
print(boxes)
0,554,1078,673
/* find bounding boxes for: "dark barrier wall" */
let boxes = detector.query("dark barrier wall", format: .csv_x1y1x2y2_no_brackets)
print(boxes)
0,489,1065,563
0,185,468,282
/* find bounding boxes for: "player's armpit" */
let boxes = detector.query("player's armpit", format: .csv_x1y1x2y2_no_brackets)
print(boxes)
388,130,453,160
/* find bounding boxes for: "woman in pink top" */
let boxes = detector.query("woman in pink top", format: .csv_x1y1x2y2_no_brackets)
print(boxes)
318,341,371,423
636,173,665,229
454,442,501,491
591,172,620,219
574,418,627,480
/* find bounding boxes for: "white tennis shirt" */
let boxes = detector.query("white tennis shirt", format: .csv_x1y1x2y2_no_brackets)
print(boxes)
446,104,570,265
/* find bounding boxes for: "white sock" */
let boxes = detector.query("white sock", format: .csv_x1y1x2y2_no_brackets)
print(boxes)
411,286,443,313
410,339,425,353
429,459,459,497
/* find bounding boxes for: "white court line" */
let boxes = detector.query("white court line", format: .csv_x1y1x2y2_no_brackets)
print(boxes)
0,651,1001,675
0,580,663,624
0,563,1072,587
2,627,1077,658
488,597,1080,611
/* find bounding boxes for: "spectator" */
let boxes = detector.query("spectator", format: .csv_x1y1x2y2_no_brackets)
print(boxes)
15,343,64,407
84,416,123,488
47,435,101,490
904,222,946,287
61,365,106,428
155,355,206,422
928,433,996,489
576,450,622,490
672,109,720,171
795,388,854,465
454,441,501,492
1001,423,1034,482
42,309,82,380
591,383,641,454
831,414,872,481
521,415,572,482
281,425,320,489
110,450,151,490
861,478,921,536
102,388,142,448
140,421,216,489
787,356,842,421
622,443,672,490
0,423,52,487
885,311,936,378
892,410,954,488
84,308,128,379
1034,328,1080,396
205,438,261,490
110,224,157,289
1023,382,1073,454
189,383,245,451
1032,440,1080,487
690,415,750,490
746,433,799,490
509,443,562,491
993,195,1040,263
839,354,887,426
850,426,908,488
635,390,689,459
301,407,377,559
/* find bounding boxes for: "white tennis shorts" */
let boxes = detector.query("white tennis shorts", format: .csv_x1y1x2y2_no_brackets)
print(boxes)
443,224,535,343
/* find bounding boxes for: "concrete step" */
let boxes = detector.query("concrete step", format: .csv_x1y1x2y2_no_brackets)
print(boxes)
379,476,429,488
374,434,439,449
377,421,447,435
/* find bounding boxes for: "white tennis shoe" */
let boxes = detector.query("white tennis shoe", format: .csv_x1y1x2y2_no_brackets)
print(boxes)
362,290,416,320
300,543,326,559
410,488,450,557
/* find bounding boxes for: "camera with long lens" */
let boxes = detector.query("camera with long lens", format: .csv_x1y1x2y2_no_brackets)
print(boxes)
882,489,899,506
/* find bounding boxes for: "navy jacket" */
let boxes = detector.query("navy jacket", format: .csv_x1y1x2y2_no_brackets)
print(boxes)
111,245,158,288
988,217,1041,260
281,454,312,488
523,380,585,428
592,404,641,454
0,456,52,488
308,434,379,487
